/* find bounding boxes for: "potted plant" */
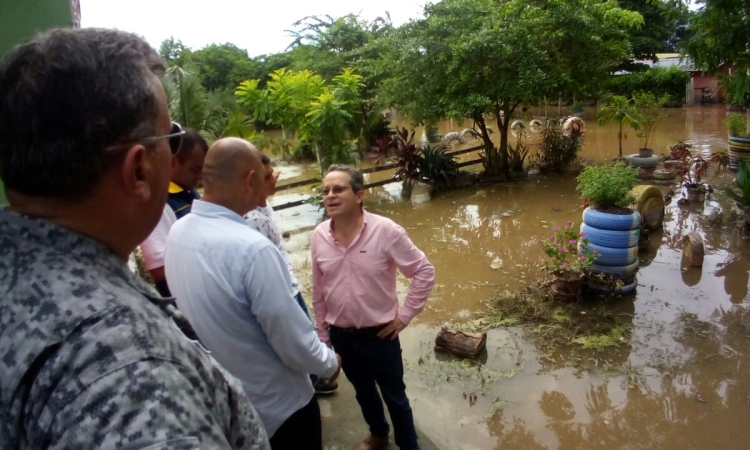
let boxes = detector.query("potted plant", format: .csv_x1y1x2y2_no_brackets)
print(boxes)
726,113,750,172
538,222,597,301
674,155,711,202
508,132,530,179
663,140,691,170
725,160,750,228
632,92,668,158
597,95,640,159
418,145,459,194
576,164,641,292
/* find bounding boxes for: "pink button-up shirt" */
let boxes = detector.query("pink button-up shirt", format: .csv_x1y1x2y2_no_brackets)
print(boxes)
311,211,435,343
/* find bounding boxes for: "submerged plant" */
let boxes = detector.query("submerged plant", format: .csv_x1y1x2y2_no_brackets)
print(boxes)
418,145,459,191
726,113,750,138
508,133,530,173
725,160,750,207
537,123,583,173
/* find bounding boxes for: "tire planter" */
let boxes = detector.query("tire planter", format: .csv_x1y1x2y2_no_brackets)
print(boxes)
682,232,704,268
562,117,584,135
728,136,750,172
591,258,639,279
580,223,640,248
578,241,638,266
529,119,543,133
410,181,433,204
510,120,526,137
637,167,655,179
653,169,676,181
582,207,641,231
630,185,665,230
639,148,654,158
628,155,660,168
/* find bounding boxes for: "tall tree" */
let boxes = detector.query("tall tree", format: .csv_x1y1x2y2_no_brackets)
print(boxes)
376,0,642,179
190,43,257,91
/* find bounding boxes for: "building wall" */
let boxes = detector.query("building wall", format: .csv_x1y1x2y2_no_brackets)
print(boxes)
0,0,78,204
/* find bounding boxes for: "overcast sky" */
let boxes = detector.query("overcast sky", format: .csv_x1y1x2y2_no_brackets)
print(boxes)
80,0,426,57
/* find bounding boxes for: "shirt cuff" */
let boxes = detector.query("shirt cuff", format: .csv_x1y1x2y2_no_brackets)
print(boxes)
396,307,414,326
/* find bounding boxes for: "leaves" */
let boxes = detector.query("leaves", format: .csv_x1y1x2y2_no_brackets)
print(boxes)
577,164,638,208
725,161,750,207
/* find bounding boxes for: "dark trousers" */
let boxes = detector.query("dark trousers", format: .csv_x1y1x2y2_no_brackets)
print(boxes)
269,396,322,450
330,326,419,450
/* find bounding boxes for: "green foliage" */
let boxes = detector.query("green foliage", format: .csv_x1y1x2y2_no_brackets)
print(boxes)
538,222,596,276
508,134,530,172
720,72,750,110
686,0,750,73
419,145,459,190
725,161,750,207
726,113,750,138
374,0,641,179
394,128,421,182
537,123,583,174
606,67,690,105
577,164,638,208
632,92,669,150
597,95,640,157
616,0,693,66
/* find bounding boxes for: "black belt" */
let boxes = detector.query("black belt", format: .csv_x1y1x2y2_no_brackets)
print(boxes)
331,324,387,336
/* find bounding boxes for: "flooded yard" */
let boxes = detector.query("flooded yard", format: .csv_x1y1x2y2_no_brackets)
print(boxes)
269,105,750,449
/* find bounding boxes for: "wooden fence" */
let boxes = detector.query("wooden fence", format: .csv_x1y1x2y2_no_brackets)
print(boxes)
272,144,485,211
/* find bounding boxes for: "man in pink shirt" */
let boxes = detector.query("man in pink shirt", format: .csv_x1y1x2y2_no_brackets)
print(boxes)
311,165,435,450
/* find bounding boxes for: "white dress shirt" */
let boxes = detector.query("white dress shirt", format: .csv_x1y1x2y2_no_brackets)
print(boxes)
165,200,338,437
245,205,300,296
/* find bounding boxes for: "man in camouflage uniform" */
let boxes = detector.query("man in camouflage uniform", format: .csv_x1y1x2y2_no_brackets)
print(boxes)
0,28,269,449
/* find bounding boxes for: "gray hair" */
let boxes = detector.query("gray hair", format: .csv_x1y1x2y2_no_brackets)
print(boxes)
326,164,364,192
0,28,164,199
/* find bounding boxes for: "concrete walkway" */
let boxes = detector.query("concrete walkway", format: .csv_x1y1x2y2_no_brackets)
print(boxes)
319,373,440,450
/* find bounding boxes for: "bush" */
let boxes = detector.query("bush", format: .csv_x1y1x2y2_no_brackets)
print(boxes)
720,72,750,110
576,164,638,208
536,123,582,173
419,145,459,191
726,113,750,138
606,67,690,106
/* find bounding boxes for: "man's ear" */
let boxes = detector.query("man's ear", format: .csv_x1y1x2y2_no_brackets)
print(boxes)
121,145,152,202
356,189,365,205
245,168,256,192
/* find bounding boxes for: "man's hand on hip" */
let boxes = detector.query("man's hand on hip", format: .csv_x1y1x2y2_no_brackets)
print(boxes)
377,317,407,340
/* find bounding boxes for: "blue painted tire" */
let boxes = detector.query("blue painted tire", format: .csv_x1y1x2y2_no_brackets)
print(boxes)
586,278,637,296
582,207,641,231
580,224,640,248
628,155,660,167
578,241,638,266
591,258,639,279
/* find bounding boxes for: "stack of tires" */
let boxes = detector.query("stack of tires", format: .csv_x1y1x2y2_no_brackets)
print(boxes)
628,149,660,180
728,136,750,172
579,207,642,296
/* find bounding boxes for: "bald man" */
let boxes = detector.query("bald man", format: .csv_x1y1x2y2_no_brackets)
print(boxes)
165,138,341,450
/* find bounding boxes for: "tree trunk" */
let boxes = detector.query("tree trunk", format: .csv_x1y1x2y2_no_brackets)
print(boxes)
558,91,562,116
496,109,510,180
281,126,288,160
434,328,487,359
314,141,323,175
618,120,623,158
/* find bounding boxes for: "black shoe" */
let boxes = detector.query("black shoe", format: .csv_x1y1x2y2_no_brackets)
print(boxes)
314,378,338,395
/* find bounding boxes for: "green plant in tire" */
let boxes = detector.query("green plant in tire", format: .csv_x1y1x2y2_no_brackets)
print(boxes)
576,164,638,210
725,160,750,208
725,113,750,138
418,145,459,192
538,222,597,276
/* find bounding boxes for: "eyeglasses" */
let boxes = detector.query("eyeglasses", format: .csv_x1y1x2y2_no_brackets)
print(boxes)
322,185,351,196
104,122,185,155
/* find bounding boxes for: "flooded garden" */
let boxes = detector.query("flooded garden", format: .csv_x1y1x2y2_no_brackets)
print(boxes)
270,105,750,449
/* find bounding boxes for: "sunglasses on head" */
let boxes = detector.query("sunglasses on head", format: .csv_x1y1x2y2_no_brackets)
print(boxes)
104,121,185,155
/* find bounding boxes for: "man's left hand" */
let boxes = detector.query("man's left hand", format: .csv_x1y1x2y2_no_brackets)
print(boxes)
376,317,407,340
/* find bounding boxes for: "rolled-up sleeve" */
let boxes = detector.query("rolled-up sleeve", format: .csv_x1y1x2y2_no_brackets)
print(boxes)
388,224,435,324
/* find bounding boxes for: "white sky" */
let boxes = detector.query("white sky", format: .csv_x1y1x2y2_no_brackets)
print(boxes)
80,0,426,57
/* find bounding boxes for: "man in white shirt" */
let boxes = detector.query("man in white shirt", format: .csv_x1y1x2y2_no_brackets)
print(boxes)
141,128,208,296
166,138,341,450
245,155,338,395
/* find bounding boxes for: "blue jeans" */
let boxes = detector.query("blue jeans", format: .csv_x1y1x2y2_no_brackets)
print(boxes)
329,326,419,450
295,292,318,386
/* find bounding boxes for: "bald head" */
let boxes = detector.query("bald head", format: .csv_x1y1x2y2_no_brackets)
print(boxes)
202,138,265,216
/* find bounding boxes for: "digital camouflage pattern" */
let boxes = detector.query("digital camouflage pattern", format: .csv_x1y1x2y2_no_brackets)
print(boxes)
0,209,270,450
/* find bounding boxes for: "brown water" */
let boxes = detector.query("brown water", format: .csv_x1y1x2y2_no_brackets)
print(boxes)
273,105,750,449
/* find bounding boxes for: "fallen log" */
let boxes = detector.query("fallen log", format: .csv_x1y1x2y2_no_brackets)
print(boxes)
434,328,487,359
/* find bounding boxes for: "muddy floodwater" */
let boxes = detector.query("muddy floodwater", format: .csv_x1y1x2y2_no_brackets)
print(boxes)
269,105,750,449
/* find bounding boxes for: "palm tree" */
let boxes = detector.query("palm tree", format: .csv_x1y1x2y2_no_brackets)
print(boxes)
597,95,639,158
162,65,253,143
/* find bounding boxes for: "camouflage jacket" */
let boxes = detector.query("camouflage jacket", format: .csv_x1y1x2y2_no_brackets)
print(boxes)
0,209,270,450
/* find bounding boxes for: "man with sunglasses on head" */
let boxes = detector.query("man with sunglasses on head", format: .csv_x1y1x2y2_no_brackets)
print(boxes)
0,28,269,449
141,128,208,297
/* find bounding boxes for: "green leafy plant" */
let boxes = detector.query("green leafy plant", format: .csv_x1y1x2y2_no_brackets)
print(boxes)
537,123,583,174
632,91,669,151
710,149,730,174
726,113,750,138
576,164,638,208
674,155,710,186
605,67,691,106
597,95,640,158
394,127,421,182
667,140,692,160
725,160,750,207
419,145,459,191
538,222,597,276
508,134,530,173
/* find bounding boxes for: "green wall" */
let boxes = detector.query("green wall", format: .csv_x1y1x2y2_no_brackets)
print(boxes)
0,0,77,204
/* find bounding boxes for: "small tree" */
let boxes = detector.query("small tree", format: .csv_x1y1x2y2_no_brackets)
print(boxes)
597,95,640,158
632,92,669,151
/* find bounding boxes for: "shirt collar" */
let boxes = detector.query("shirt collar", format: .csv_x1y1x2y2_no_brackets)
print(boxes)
168,182,184,194
191,200,247,226
328,209,369,236
0,208,173,306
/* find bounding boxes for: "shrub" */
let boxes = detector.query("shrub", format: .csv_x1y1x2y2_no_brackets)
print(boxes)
537,123,582,173
577,164,638,208
725,161,750,207
606,67,690,106
538,222,597,276
726,113,750,138
419,145,459,191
